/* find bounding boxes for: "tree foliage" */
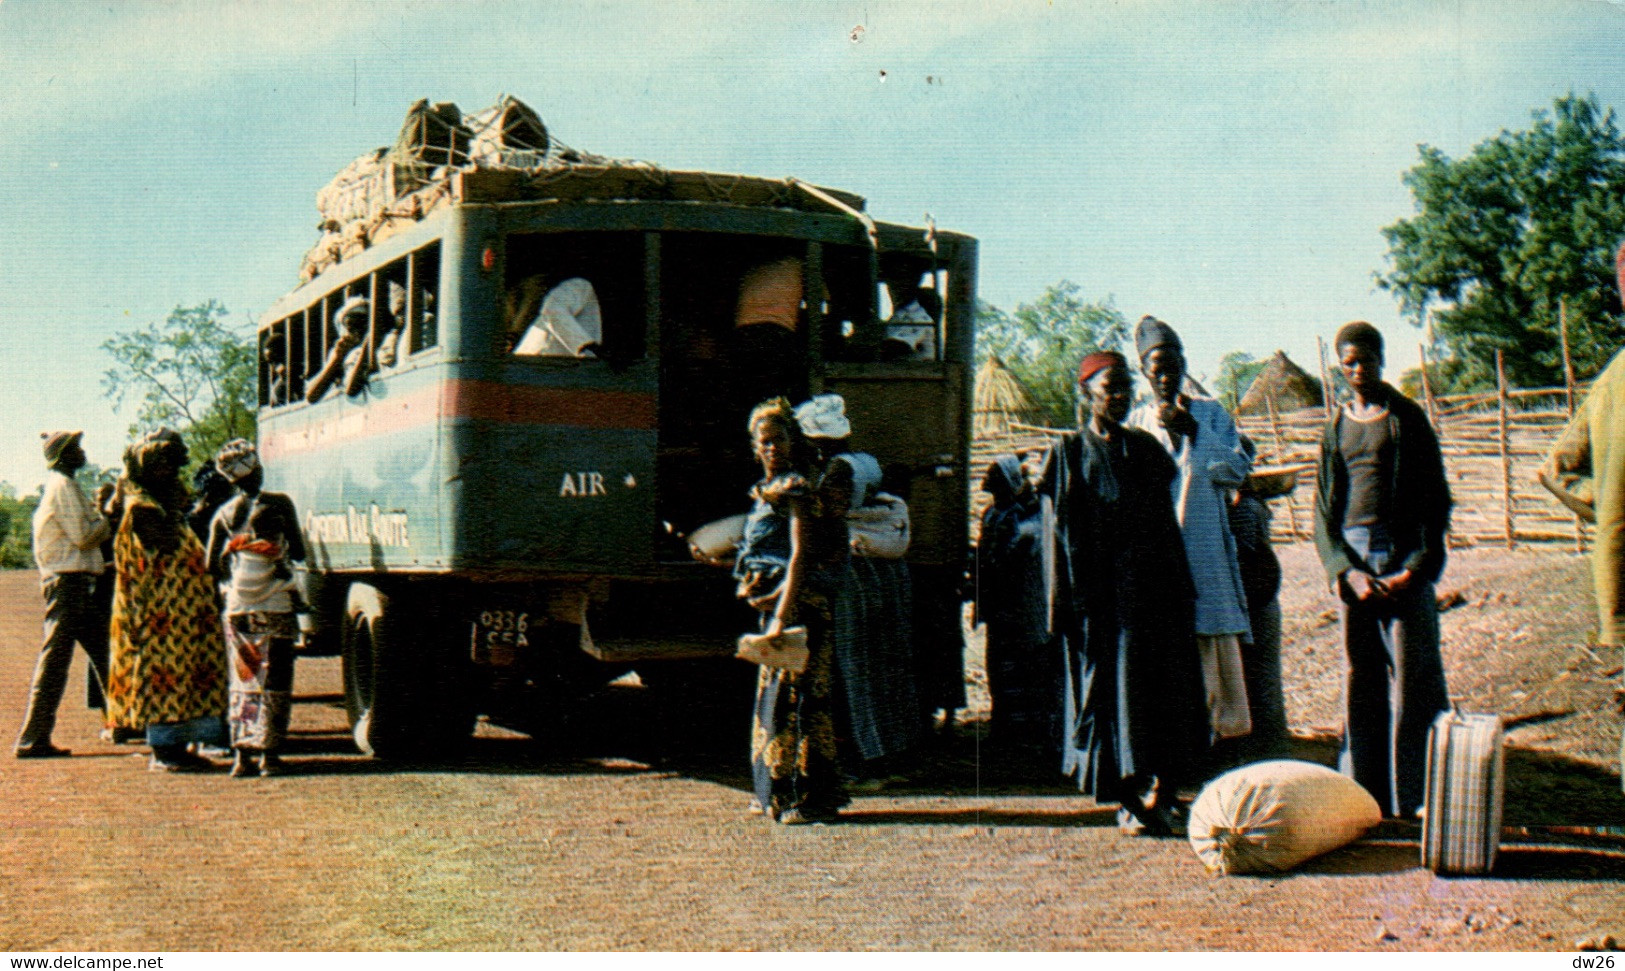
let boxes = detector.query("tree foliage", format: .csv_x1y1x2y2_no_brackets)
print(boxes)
1214,351,1267,412
975,281,1129,426
1378,93,1625,391
101,301,257,474
0,483,39,569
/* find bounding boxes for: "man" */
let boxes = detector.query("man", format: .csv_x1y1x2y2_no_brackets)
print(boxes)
1126,316,1254,748
15,431,112,758
1539,240,1625,791
1313,321,1452,817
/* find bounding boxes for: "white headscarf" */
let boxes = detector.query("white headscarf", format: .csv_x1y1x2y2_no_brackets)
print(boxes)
215,438,261,483
794,393,851,441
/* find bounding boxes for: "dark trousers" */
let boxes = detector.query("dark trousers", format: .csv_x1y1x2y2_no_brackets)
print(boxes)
1337,526,1449,817
1339,587,1447,817
16,572,110,751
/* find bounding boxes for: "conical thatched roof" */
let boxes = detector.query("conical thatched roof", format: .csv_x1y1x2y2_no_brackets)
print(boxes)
1238,350,1323,415
974,356,1041,437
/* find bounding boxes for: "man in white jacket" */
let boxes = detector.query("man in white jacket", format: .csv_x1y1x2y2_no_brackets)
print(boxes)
15,431,111,758
1126,317,1254,748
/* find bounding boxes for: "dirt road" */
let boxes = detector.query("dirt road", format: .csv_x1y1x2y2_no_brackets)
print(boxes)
1,552,1623,952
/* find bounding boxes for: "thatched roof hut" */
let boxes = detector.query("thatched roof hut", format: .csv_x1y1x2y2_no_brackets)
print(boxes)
1238,350,1323,415
974,356,1042,437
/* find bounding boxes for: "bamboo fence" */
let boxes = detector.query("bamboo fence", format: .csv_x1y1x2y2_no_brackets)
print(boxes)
1234,367,1591,548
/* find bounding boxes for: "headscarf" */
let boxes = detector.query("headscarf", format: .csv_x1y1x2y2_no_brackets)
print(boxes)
334,295,370,335
794,393,851,441
215,438,261,483
1076,350,1127,387
123,427,188,512
1134,315,1182,360
981,454,1026,508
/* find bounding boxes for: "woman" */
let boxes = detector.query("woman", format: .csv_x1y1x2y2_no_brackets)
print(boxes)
207,439,307,778
1313,321,1451,818
1039,352,1208,835
794,393,923,780
104,428,228,772
975,454,1056,760
736,398,848,824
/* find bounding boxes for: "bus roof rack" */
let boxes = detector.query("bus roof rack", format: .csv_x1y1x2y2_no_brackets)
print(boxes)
300,94,866,283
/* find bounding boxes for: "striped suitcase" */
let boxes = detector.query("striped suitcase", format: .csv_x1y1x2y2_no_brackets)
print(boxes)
1421,710,1505,874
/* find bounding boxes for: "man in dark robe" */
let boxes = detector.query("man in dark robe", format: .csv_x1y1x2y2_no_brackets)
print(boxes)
1039,351,1209,835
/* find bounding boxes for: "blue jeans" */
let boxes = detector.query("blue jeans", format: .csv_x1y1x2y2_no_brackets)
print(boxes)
1339,525,1449,817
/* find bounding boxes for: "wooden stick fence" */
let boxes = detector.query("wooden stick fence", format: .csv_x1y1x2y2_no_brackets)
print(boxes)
1234,378,1592,547
971,376,1593,548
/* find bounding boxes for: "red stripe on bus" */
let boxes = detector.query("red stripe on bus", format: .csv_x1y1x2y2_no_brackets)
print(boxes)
443,380,657,428
259,380,655,460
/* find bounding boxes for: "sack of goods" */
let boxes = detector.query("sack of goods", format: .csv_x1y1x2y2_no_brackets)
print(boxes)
848,492,910,558
687,513,747,565
1421,710,1505,875
736,626,809,674
1187,760,1381,875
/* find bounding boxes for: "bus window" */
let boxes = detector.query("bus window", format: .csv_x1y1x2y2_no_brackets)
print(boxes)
822,243,877,362
879,257,943,362
373,258,408,370
286,309,307,401
501,232,641,361
409,242,440,354
261,324,290,408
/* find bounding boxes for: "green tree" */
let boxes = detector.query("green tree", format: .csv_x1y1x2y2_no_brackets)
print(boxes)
0,482,40,569
101,301,257,474
975,281,1129,426
1214,351,1267,412
1378,93,1625,391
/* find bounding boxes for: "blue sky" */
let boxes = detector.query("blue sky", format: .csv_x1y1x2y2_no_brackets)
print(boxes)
2,0,1623,490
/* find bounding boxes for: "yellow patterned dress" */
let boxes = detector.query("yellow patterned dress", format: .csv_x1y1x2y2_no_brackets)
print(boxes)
106,491,227,731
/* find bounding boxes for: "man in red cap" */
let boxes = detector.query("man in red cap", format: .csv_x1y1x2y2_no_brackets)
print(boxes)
1540,240,1625,791
15,431,112,758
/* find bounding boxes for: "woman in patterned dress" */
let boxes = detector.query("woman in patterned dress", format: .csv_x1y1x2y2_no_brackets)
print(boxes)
104,428,228,772
736,398,849,824
207,439,307,778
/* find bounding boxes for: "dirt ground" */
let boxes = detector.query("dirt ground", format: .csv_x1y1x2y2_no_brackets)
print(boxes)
1,547,1623,952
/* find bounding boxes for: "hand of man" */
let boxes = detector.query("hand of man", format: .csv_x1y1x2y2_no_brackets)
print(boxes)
1378,569,1415,597
1344,569,1387,603
1158,400,1199,441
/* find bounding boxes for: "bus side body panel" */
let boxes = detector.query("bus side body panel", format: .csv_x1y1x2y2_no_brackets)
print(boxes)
259,361,450,573
441,364,658,577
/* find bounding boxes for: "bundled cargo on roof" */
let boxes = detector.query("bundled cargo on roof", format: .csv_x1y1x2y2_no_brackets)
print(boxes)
466,94,551,168
299,93,868,283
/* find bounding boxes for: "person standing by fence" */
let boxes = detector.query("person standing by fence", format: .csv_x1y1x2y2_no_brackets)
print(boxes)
1537,240,1625,792
1127,316,1254,748
14,431,112,758
1040,351,1208,835
1313,321,1453,818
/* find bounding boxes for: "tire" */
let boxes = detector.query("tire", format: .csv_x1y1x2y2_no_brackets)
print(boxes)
341,581,474,760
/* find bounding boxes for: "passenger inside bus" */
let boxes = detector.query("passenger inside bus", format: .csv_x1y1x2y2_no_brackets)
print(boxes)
507,274,602,358
880,280,941,362
263,334,289,407
305,296,369,404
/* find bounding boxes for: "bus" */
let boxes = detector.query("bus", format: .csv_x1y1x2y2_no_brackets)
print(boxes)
257,164,977,757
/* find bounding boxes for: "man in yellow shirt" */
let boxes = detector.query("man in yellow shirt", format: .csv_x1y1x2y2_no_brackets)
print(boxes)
1539,240,1625,791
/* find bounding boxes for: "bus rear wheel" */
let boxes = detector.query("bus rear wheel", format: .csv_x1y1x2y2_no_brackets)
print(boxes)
342,581,472,760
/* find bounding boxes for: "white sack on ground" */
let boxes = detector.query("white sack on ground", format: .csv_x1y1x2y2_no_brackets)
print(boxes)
1188,759,1381,875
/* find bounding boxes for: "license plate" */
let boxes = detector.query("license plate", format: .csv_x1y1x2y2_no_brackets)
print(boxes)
471,608,532,666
